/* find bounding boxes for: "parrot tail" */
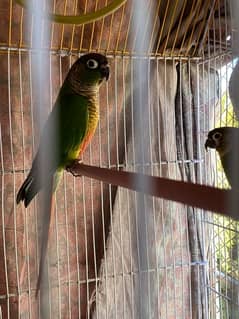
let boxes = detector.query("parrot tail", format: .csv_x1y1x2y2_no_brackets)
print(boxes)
16,172,40,207
35,177,55,298
35,170,62,297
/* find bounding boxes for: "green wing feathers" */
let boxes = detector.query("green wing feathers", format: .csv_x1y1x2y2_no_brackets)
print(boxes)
17,94,89,206
58,93,89,166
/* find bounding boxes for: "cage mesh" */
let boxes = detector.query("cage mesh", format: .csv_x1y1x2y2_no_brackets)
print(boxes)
0,0,238,318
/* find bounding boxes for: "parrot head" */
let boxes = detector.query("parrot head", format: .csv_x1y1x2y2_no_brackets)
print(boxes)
205,127,239,156
68,53,109,88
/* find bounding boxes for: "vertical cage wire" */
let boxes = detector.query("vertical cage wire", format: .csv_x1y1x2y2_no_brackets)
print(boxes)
0,0,237,318
207,57,239,319
0,51,235,319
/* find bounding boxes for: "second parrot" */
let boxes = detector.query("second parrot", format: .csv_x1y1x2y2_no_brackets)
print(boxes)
205,126,239,189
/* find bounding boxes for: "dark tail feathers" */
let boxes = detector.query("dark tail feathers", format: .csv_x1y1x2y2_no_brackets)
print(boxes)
16,173,39,207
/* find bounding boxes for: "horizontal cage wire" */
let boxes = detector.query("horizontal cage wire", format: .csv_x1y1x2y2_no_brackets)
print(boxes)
0,0,230,58
0,0,238,319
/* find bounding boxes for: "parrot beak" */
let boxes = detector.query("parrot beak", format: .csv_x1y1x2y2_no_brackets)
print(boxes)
205,138,216,151
100,64,110,81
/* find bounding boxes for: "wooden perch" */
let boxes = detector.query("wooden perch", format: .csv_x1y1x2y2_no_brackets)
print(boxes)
67,162,239,221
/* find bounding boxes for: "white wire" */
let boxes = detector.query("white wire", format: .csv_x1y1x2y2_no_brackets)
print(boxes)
145,58,152,318
122,56,135,318
0,124,10,319
28,51,42,317
97,72,108,319
147,57,160,318
106,70,118,319
7,51,20,315
89,125,98,319
129,58,142,318
70,53,81,319
81,174,90,319
18,50,32,317
196,59,209,319
50,53,62,318
177,58,186,319
161,57,170,318
114,57,126,319
61,56,72,319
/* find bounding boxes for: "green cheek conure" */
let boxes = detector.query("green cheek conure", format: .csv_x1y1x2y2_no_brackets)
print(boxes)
16,53,109,296
205,127,239,189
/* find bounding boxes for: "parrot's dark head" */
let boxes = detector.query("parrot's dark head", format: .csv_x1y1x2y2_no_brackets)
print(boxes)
68,53,109,89
205,127,239,156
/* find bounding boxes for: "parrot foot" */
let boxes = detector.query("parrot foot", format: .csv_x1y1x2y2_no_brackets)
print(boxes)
66,159,83,177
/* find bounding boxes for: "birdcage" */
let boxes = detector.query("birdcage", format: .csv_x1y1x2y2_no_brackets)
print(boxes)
0,0,238,318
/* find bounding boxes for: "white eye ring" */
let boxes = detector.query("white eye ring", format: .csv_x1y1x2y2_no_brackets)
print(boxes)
86,59,99,69
213,132,222,140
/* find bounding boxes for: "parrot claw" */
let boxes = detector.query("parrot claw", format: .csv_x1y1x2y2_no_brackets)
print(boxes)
66,160,82,177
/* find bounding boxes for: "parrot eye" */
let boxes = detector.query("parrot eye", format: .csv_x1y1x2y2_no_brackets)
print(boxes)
86,59,99,69
213,132,222,140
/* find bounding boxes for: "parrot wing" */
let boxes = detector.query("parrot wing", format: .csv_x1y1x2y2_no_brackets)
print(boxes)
17,93,89,206
221,151,239,190
57,93,89,165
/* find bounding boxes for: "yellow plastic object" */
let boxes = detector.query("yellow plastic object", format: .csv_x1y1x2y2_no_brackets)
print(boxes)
15,0,127,25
